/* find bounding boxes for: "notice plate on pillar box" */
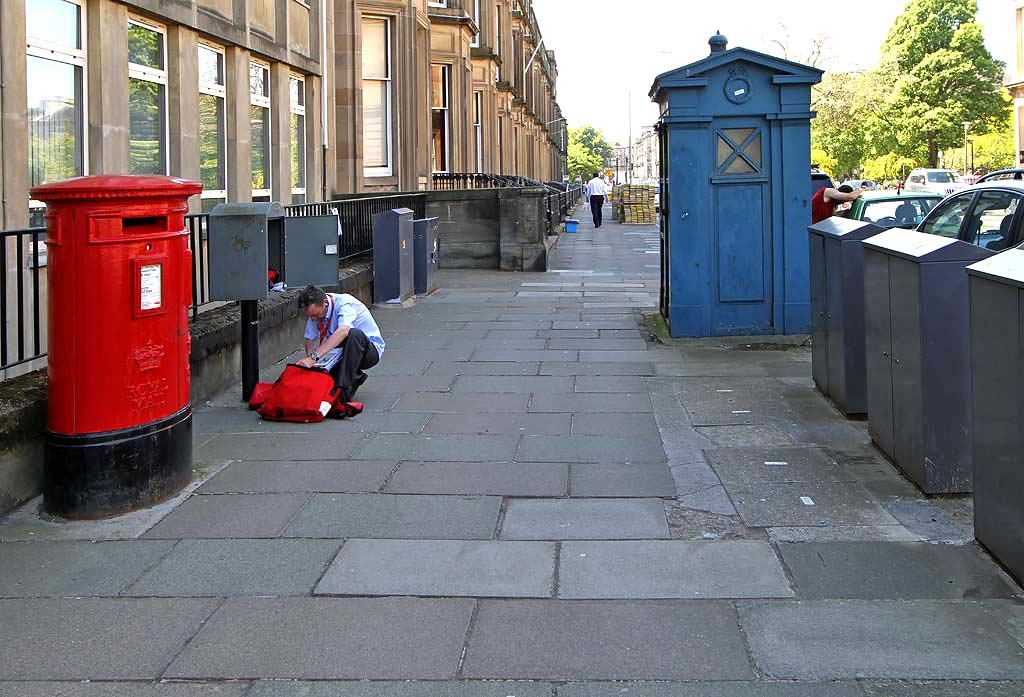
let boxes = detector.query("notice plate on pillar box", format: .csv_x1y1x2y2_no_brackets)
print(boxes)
140,264,163,310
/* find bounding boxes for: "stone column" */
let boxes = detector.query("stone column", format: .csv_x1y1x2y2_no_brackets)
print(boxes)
0,0,28,227
86,0,129,175
499,186,547,272
269,62,291,204
224,45,252,203
304,76,323,202
167,25,201,211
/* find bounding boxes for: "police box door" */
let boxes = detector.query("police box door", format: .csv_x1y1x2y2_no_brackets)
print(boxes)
710,119,773,334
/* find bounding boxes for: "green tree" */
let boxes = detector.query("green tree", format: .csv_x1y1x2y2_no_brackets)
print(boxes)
567,141,603,182
569,125,613,163
567,125,613,181
811,72,869,178
870,0,1009,167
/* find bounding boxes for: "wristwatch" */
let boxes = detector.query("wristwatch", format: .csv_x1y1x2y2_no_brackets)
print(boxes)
310,351,319,362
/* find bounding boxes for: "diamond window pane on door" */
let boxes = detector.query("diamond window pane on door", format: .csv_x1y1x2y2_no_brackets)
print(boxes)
716,128,762,175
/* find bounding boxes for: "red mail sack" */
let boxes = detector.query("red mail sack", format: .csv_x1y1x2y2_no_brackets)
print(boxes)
257,364,341,423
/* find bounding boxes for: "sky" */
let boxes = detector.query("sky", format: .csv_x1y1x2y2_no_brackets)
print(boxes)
531,0,1017,145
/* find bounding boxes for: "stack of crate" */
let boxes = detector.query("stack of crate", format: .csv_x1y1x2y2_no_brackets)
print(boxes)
621,185,657,224
606,186,622,222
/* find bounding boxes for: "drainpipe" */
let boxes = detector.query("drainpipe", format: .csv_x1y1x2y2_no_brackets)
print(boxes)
320,0,329,201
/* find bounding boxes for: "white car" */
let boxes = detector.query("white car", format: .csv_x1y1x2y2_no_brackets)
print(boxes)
903,168,968,197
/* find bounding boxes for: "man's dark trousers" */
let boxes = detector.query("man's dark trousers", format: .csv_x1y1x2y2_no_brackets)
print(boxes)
329,327,379,401
590,195,605,227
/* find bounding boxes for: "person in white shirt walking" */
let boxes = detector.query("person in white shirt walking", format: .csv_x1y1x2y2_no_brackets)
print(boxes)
585,172,608,228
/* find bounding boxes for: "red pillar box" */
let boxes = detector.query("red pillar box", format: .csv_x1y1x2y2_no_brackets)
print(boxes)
30,175,202,519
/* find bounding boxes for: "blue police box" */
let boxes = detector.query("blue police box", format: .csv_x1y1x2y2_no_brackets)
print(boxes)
650,33,823,337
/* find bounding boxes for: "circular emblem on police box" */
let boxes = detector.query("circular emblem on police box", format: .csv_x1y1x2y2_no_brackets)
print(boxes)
724,75,752,104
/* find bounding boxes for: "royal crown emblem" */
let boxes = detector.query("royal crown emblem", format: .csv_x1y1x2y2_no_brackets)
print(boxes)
132,342,165,372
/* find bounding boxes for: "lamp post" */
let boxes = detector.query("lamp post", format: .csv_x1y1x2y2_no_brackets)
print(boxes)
963,121,972,179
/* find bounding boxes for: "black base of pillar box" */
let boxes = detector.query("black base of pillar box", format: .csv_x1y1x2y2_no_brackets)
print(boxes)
44,405,193,520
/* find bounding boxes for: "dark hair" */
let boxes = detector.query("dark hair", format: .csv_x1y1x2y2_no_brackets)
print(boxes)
592,172,600,179
837,184,854,193
298,285,327,308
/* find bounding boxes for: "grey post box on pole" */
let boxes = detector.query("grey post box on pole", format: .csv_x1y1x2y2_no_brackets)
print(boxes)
808,217,883,416
413,217,440,295
967,248,1024,585
208,203,340,299
372,207,414,304
207,202,340,401
863,229,994,493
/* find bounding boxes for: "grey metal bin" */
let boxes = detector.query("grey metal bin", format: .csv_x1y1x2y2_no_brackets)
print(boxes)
372,208,414,304
863,229,994,493
413,217,440,295
967,248,1024,584
808,217,884,416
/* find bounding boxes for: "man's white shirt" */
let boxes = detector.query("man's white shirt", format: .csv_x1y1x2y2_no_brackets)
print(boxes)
586,178,608,197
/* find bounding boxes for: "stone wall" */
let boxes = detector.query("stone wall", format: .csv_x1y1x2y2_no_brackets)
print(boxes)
426,187,550,272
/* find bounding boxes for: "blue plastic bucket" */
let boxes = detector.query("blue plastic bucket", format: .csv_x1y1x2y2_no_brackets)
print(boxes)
565,219,579,233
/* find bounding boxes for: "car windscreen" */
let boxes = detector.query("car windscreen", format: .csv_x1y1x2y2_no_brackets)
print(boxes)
927,171,960,183
860,198,939,228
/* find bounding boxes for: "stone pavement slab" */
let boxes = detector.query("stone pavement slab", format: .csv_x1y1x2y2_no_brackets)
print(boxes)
424,412,572,435
704,447,851,484
0,598,219,679
694,424,796,447
552,320,637,330
518,435,666,463
195,432,366,462
471,348,582,362
359,376,455,392
197,460,397,494
768,526,924,543
144,493,312,539
424,361,541,376
124,539,341,597
352,434,520,462
558,540,793,599
195,410,430,435
529,393,652,413
315,539,555,597
282,494,500,539
247,682,554,697
391,392,530,413
547,339,648,351
574,375,648,392
166,597,474,679
555,682,864,696
569,463,676,497
739,599,1024,679
570,412,660,436
540,361,656,376
0,540,174,597
779,542,1017,600
0,683,251,696
450,375,575,392
500,499,670,539
728,482,898,528
578,350,661,363
461,600,753,680
384,461,567,496
861,683,1024,697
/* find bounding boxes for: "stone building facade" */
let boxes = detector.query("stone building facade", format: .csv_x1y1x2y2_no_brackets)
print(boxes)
1009,2,1024,167
0,0,566,228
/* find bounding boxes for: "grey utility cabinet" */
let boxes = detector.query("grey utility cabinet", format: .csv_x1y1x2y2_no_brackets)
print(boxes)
967,248,1024,584
208,202,339,300
372,207,414,304
863,229,994,493
413,217,440,295
808,217,883,415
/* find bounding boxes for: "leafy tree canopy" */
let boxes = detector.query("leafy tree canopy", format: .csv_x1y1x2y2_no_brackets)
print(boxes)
569,126,613,163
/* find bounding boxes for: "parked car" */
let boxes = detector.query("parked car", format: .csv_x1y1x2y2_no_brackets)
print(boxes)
842,179,878,190
812,169,835,197
976,169,1024,183
916,181,1024,251
903,168,968,197
841,190,943,229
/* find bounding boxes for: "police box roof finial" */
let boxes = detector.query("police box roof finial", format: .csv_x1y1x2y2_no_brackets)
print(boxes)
709,31,728,54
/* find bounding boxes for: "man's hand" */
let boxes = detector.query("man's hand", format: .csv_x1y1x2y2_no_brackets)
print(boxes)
297,356,316,368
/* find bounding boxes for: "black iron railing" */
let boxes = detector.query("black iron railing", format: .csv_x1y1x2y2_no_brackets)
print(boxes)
324,193,427,261
1,227,47,372
545,185,583,236
432,173,548,190
184,213,214,320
